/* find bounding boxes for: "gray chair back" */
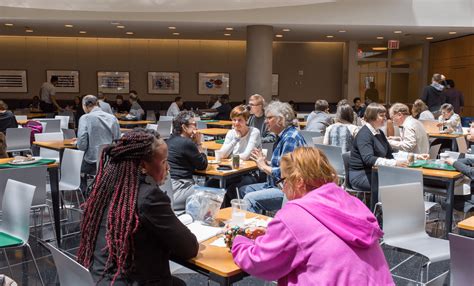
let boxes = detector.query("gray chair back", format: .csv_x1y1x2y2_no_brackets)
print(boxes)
0,166,48,208
46,243,95,286
341,152,352,189
157,121,172,139
378,165,423,201
0,179,36,243
429,144,441,159
196,121,207,130
6,128,31,152
62,129,76,139
299,130,322,147
35,119,61,133
449,233,474,286
425,271,449,286
262,142,274,161
146,110,157,122
314,144,344,177
159,116,173,122
379,182,426,244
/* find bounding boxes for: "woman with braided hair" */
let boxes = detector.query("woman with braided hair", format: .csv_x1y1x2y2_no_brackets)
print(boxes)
78,129,198,285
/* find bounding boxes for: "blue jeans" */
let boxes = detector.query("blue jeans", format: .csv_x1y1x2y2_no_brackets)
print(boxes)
239,182,284,213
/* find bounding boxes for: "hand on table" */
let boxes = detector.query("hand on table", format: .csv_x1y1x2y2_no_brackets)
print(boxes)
445,158,456,165
416,154,430,160
396,160,409,168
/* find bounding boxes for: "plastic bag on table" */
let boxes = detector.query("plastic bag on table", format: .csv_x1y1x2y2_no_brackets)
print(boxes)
185,187,225,225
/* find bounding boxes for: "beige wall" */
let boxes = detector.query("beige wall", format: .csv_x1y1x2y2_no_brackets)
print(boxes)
430,35,474,116
0,36,343,103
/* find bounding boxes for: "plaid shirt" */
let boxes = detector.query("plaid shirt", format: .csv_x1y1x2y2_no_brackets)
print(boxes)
270,125,306,183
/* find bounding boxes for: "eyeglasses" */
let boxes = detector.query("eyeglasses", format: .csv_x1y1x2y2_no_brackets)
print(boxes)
275,177,286,189
248,103,262,107
185,122,197,127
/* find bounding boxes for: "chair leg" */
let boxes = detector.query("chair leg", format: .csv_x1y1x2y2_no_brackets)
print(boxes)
46,205,57,243
2,249,14,278
26,243,45,286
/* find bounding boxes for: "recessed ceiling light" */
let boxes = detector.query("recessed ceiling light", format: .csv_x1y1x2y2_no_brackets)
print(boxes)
448,31,457,35
111,22,120,25
338,30,346,33
79,31,87,34
25,29,33,33
326,35,334,38
275,34,283,38
372,47,388,51
168,26,176,30
376,36,384,40
172,32,180,36
393,30,403,34
426,36,434,40
116,25,125,29
225,27,234,31
282,28,291,32
65,24,73,28
126,31,134,35
224,33,231,36
4,23,13,27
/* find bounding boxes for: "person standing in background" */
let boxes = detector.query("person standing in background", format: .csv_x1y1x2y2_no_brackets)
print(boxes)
364,82,379,103
421,73,446,115
444,79,464,115
39,76,63,112
166,97,184,118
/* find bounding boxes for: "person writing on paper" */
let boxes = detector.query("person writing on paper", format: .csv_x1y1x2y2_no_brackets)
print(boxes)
208,105,262,207
388,103,430,154
437,103,462,134
167,111,208,209
232,147,394,286
349,103,408,193
166,97,184,118
78,129,198,285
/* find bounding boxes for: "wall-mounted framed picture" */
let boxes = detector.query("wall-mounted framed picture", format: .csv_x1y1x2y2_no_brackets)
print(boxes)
97,71,130,94
198,72,230,95
272,74,279,96
46,70,79,93
0,70,27,93
148,72,180,94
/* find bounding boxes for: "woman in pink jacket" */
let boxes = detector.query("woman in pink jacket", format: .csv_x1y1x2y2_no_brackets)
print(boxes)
232,147,394,285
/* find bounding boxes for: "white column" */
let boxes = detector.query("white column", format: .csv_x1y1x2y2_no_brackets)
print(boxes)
346,40,359,103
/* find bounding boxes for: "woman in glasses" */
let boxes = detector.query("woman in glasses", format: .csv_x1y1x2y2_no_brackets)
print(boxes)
231,147,393,285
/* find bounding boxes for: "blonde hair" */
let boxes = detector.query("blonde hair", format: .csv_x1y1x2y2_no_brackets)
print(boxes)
280,147,337,198
249,94,265,106
230,105,250,121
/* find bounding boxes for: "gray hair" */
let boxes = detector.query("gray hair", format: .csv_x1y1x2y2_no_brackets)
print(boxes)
172,110,196,135
265,101,295,128
440,103,454,113
82,95,98,108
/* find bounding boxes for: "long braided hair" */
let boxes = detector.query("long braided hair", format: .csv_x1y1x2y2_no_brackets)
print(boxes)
77,129,161,282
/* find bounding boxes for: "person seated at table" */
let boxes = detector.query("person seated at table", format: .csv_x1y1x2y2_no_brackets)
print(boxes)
166,96,184,118
337,99,362,126
349,103,408,193
112,94,131,113
76,95,121,191
0,100,18,134
239,101,306,213
129,92,145,120
437,103,462,134
97,92,113,115
353,97,365,118
305,99,333,134
232,147,394,286
78,129,198,285
388,103,430,154
247,94,276,143
207,105,262,207
214,94,232,120
445,157,474,213
207,94,221,109
167,111,208,209
467,122,474,142
29,95,41,111
323,102,359,152
412,99,434,120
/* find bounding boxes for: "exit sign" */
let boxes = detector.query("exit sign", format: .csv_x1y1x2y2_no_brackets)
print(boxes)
388,40,400,49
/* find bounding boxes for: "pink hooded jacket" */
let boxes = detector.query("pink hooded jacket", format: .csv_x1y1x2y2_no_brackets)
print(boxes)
232,183,394,286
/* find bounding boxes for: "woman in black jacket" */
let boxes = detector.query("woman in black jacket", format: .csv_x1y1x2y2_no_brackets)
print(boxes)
78,129,198,285
349,103,407,192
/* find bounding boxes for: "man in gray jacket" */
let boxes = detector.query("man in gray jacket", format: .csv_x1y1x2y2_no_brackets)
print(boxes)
305,99,333,134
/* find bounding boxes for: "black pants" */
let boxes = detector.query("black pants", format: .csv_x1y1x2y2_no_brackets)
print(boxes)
40,101,55,113
205,174,258,208
80,160,97,196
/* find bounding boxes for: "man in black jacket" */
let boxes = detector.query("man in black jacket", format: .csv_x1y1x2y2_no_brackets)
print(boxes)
420,73,446,114
167,111,208,210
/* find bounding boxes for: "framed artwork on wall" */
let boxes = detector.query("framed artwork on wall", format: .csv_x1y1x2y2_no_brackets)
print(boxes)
272,74,279,95
148,72,180,94
46,70,79,93
198,72,230,95
97,71,130,94
0,70,27,93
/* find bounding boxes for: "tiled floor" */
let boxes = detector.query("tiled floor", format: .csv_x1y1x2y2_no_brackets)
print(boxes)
0,199,458,285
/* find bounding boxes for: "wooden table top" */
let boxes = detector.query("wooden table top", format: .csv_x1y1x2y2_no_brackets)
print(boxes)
458,216,474,231
299,121,307,128
118,120,155,126
207,120,233,127
428,133,465,138
27,113,48,119
18,119,27,125
198,128,229,136
33,139,77,151
419,167,463,179
0,157,59,168
202,141,223,151
191,208,268,277
194,157,257,177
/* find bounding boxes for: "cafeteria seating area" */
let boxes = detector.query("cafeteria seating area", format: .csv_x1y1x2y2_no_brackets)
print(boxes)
1,1,474,286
